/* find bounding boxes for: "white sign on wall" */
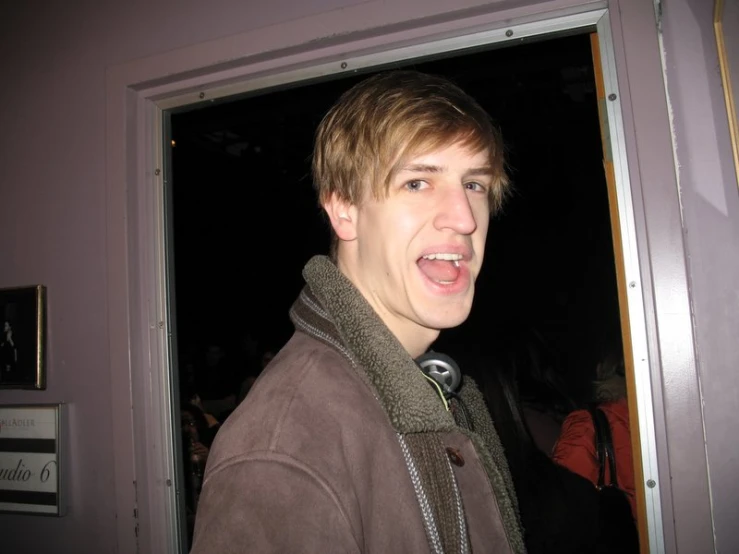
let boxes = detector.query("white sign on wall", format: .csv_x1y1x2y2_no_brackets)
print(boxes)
0,404,64,516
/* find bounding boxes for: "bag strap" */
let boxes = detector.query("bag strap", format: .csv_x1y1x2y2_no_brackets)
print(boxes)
589,407,619,489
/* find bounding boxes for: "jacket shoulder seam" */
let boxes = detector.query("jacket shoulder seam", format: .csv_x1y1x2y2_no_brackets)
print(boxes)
204,450,362,550
265,342,350,451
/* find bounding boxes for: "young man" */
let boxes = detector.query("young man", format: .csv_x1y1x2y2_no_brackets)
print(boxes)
190,70,525,554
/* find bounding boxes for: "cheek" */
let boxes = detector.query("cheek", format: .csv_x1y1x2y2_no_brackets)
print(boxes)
383,213,421,255
473,210,490,243
393,206,424,232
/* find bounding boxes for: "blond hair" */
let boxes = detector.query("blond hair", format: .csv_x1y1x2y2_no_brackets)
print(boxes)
312,70,509,214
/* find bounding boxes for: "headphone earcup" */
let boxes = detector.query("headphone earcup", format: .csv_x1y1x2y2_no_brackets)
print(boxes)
416,351,462,397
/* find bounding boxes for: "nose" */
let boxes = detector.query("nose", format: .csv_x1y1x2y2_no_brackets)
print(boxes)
433,186,478,235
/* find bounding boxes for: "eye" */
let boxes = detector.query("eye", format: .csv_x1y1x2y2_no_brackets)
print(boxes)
404,180,428,192
465,181,488,193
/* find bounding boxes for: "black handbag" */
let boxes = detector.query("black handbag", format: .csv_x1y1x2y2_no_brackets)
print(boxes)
589,407,640,554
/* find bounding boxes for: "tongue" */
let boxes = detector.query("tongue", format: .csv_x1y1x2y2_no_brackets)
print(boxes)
417,258,461,283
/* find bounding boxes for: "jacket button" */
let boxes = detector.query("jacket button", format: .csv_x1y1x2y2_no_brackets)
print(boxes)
446,447,465,467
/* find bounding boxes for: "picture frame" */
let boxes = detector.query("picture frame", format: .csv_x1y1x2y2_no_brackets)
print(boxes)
715,0,739,188
0,286,46,390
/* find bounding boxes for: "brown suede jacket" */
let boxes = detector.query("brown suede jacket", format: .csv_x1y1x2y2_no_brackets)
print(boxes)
190,256,525,553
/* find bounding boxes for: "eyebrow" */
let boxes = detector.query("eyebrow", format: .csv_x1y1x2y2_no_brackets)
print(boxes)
402,164,444,174
464,167,495,178
401,164,494,178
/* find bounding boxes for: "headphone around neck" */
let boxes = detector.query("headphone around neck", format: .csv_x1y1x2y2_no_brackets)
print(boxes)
416,350,462,399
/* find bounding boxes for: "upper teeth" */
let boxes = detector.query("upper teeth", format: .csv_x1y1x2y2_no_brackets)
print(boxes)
422,253,463,261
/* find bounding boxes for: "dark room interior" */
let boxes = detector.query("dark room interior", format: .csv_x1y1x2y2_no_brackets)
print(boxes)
169,30,622,413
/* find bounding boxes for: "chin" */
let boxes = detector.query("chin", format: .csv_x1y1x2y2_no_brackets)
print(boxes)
419,306,473,331
437,314,471,330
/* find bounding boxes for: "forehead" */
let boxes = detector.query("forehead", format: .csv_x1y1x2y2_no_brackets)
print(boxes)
397,141,491,171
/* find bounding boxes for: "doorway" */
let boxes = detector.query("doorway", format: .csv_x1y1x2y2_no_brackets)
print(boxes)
166,28,647,552
170,31,617,403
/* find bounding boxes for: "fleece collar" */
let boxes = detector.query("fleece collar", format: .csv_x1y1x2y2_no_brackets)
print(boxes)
290,255,456,434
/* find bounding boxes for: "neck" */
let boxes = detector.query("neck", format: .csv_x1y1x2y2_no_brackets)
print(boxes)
336,258,438,358
404,327,438,359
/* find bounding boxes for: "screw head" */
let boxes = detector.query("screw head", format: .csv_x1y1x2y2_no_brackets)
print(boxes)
341,62,348,69
629,281,636,288
505,29,514,38
199,92,205,99
608,93,617,101
647,479,656,488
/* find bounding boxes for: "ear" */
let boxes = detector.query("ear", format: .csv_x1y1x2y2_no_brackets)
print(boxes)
323,193,358,242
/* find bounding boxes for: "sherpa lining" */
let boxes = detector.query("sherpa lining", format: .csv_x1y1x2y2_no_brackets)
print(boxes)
301,255,456,433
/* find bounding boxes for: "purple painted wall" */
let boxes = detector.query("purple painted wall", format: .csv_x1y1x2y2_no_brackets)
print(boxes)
0,2,363,552
0,0,736,552
660,1,739,551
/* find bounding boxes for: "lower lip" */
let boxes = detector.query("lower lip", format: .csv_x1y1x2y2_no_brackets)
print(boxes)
417,262,471,296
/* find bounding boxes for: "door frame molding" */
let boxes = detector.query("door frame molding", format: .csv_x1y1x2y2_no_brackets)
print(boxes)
105,2,705,552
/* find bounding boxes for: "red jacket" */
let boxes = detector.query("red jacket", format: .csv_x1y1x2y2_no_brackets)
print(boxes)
552,398,636,519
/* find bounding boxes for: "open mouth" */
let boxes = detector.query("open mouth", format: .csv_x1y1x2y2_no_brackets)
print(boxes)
417,253,463,285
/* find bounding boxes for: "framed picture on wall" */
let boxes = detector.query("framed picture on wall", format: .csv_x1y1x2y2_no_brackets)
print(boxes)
0,286,46,390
